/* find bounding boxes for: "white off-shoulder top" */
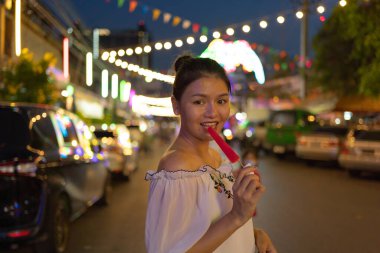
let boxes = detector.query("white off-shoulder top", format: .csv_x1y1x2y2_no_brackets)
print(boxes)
145,163,255,253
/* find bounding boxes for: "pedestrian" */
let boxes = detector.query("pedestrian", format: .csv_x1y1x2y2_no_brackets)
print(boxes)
145,55,277,253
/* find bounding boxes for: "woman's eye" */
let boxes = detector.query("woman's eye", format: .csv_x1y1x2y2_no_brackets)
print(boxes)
193,100,204,105
218,99,228,104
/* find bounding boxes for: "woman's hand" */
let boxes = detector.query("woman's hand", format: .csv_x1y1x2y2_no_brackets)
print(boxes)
254,228,277,253
230,167,265,225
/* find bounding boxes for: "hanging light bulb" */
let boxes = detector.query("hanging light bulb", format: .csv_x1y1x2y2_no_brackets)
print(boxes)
296,11,304,19
101,52,109,61
175,39,183,47
164,42,172,50
186,36,195,44
226,28,235,36
110,51,117,58
242,25,251,33
135,47,143,54
118,49,125,57
144,45,152,53
126,48,133,56
259,20,268,29
213,31,221,39
200,35,208,43
277,16,285,24
317,5,325,14
339,0,347,7
155,42,163,50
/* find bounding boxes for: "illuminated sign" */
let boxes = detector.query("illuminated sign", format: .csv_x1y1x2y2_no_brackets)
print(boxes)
200,39,265,84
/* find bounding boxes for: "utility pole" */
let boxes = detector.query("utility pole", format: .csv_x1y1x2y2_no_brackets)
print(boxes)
0,3,5,63
300,0,309,100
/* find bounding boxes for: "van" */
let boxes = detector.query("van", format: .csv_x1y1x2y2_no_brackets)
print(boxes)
264,109,317,156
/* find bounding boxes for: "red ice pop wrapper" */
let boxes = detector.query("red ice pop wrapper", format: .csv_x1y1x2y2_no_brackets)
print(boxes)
207,127,240,163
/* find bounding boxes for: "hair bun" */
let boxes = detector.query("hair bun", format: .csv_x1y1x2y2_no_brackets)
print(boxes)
174,55,193,73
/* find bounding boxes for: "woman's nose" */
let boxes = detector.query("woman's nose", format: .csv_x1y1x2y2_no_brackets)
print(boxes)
205,102,217,117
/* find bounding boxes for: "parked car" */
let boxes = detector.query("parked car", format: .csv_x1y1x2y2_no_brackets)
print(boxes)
295,126,349,163
0,102,111,253
339,126,380,177
264,109,318,157
93,124,139,179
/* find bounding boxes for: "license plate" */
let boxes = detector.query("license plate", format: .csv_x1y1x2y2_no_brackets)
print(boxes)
361,149,375,155
273,145,285,154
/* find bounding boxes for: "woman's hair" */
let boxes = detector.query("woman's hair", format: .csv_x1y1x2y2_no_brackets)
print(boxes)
172,55,231,101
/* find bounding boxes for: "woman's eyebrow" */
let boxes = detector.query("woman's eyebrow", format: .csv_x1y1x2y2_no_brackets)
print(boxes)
191,93,229,97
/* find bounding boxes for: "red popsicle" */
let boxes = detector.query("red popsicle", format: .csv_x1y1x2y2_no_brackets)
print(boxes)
207,127,240,163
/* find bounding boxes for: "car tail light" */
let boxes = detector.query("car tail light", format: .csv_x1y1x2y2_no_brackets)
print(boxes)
298,137,307,145
7,229,31,238
340,142,350,155
328,140,338,147
0,161,37,177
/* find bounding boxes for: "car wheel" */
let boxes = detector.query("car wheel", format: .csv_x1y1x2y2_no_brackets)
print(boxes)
34,196,70,253
97,172,112,206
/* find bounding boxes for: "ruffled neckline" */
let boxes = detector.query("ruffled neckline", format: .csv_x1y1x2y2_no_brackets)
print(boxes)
145,163,233,181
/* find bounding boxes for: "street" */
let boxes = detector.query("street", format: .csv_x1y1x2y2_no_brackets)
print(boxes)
7,140,380,253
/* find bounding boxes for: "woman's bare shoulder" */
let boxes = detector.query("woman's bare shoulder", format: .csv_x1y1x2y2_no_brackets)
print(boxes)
157,149,199,172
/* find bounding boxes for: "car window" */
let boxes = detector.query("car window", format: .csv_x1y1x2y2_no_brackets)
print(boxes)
271,111,295,126
314,127,348,136
28,109,59,151
354,130,380,141
54,113,79,146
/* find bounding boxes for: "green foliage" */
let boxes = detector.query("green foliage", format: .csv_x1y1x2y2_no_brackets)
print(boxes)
313,0,380,97
0,49,60,104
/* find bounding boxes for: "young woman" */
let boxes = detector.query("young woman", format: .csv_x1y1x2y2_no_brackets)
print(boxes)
145,56,277,253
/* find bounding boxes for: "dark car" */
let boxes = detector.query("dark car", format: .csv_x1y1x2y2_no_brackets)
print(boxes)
93,124,139,180
0,103,111,253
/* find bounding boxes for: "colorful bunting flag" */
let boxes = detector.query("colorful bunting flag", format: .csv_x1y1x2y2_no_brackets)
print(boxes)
182,20,191,29
163,13,172,23
142,5,149,14
152,9,161,21
201,26,208,35
172,16,181,26
118,0,125,8
129,0,138,12
192,23,200,33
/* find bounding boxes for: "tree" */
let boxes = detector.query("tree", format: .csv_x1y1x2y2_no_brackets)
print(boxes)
0,49,61,104
312,0,380,97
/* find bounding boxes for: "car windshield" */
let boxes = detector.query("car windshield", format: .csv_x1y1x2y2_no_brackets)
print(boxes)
313,127,348,136
271,111,296,126
353,130,380,141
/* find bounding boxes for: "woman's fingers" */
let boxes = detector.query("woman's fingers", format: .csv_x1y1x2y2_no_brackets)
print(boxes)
234,172,262,198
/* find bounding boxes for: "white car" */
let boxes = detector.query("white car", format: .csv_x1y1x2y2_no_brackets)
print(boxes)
296,126,348,162
339,127,380,177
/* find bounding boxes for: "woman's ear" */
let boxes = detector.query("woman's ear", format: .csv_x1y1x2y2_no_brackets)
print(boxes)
171,96,180,115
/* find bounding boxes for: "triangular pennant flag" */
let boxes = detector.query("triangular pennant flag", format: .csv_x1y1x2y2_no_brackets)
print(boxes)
129,0,138,12
117,0,125,8
163,13,172,23
152,9,161,21
172,16,181,26
192,23,200,33
201,26,208,35
142,5,149,14
182,20,191,29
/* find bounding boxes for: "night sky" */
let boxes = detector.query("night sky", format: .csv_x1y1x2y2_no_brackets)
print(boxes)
47,0,338,71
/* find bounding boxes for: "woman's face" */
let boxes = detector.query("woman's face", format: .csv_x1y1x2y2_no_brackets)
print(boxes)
174,76,230,141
